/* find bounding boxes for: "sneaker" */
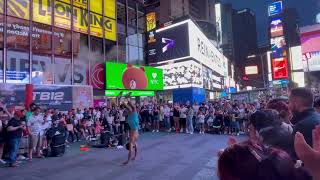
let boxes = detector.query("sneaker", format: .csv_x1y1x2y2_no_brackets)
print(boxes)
169,128,172,131
0,159,6,164
190,132,193,135
156,130,159,132
180,129,183,133
17,155,26,161
152,130,155,132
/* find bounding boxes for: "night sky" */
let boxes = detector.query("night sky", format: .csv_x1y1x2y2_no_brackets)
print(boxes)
222,0,319,45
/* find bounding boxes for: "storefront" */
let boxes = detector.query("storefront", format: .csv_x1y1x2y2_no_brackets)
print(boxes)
147,19,229,103
0,0,147,107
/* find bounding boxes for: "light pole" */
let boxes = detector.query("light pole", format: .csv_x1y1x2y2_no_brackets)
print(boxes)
247,54,267,88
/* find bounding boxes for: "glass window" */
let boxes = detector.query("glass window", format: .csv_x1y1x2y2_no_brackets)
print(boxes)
54,1,72,29
128,6,137,29
6,16,30,83
54,28,71,84
7,0,30,20
0,0,4,14
33,0,52,26
32,22,53,85
53,27,72,56
7,16,30,50
0,15,3,82
127,45,139,63
105,40,117,61
73,33,89,85
90,0,102,15
117,33,126,63
90,36,104,89
73,6,88,34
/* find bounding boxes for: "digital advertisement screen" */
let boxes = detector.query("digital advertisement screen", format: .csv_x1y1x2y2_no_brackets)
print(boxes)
271,36,287,57
268,1,283,16
105,62,164,91
158,60,203,90
153,23,190,63
300,26,320,71
270,17,284,37
146,12,156,32
272,57,289,79
245,66,259,75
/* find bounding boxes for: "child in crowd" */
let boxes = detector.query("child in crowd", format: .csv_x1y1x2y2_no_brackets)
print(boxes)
198,111,205,134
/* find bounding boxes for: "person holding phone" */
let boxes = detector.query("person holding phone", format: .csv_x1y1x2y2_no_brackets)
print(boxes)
7,111,26,167
122,93,139,165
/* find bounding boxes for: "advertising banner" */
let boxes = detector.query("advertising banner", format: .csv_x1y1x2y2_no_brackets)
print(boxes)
272,57,289,79
268,1,283,16
146,12,156,32
105,62,164,91
271,36,287,58
300,26,320,72
72,86,93,110
270,17,284,37
8,0,117,41
245,66,258,75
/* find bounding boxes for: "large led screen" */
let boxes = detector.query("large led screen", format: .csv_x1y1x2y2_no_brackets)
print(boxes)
270,17,284,37
300,26,320,71
272,57,289,79
105,62,164,90
157,60,203,90
151,23,190,63
271,36,287,57
268,1,283,16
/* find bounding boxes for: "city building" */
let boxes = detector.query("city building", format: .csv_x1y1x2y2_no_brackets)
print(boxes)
0,0,147,110
232,8,258,88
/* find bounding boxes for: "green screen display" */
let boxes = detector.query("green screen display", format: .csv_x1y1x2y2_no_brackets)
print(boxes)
105,62,164,90
105,90,155,97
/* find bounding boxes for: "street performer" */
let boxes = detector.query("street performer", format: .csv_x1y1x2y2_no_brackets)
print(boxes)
122,93,139,165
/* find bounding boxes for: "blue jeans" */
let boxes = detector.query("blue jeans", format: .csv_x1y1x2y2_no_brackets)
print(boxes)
8,138,21,164
164,116,171,130
187,116,194,133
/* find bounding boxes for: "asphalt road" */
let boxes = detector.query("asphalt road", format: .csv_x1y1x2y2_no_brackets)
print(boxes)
0,132,244,180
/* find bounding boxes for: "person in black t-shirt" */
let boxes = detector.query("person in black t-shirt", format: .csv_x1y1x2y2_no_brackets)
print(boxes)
7,111,25,167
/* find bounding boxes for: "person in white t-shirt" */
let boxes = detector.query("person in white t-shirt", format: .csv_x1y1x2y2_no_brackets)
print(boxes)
28,107,44,160
163,105,171,131
179,105,188,133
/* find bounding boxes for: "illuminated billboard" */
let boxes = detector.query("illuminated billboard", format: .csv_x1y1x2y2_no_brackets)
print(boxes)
270,17,284,37
146,12,156,32
300,25,320,72
272,57,289,79
271,36,287,57
7,0,117,41
105,62,164,91
268,1,283,16
245,66,258,75
157,60,203,90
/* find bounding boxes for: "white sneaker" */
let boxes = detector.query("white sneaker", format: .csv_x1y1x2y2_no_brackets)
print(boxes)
190,132,193,135
0,159,6,164
152,130,155,132
186,130,189,134
156,130,159,132
180,129,183,133
169,128,172,131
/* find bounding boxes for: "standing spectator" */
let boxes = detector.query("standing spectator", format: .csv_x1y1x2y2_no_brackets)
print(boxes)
314,98,320,113
0,106,11,164
173,105,180,133
186,105,194,134
6,111,25,167
179,105,188,133
197,111,205,134
152,105,160,132
290,88,320,147
28,107,44,160
163,104,171,132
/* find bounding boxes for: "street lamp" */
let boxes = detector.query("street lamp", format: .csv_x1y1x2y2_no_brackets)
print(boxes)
247,54,267,88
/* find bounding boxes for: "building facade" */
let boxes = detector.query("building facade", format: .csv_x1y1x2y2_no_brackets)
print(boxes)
0,0,148,109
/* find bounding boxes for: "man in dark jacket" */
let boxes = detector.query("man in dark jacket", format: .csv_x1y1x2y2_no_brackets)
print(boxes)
290,88,320,146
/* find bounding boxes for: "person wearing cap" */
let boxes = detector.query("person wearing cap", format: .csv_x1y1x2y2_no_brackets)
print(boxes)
6,111,26,167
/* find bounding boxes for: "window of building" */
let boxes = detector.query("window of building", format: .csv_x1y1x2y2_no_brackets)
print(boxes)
0,15,3,82
73,32,89,85
7,0,30,20
54,27,72,84
32,22,53,84
6,16,30,83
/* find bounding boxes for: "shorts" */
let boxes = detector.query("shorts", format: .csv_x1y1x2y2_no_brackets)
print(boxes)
153,115,160,122
29,134,43,150
180,118,186,127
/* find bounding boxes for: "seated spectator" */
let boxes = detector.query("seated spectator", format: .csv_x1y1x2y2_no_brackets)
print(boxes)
218,143,311,180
